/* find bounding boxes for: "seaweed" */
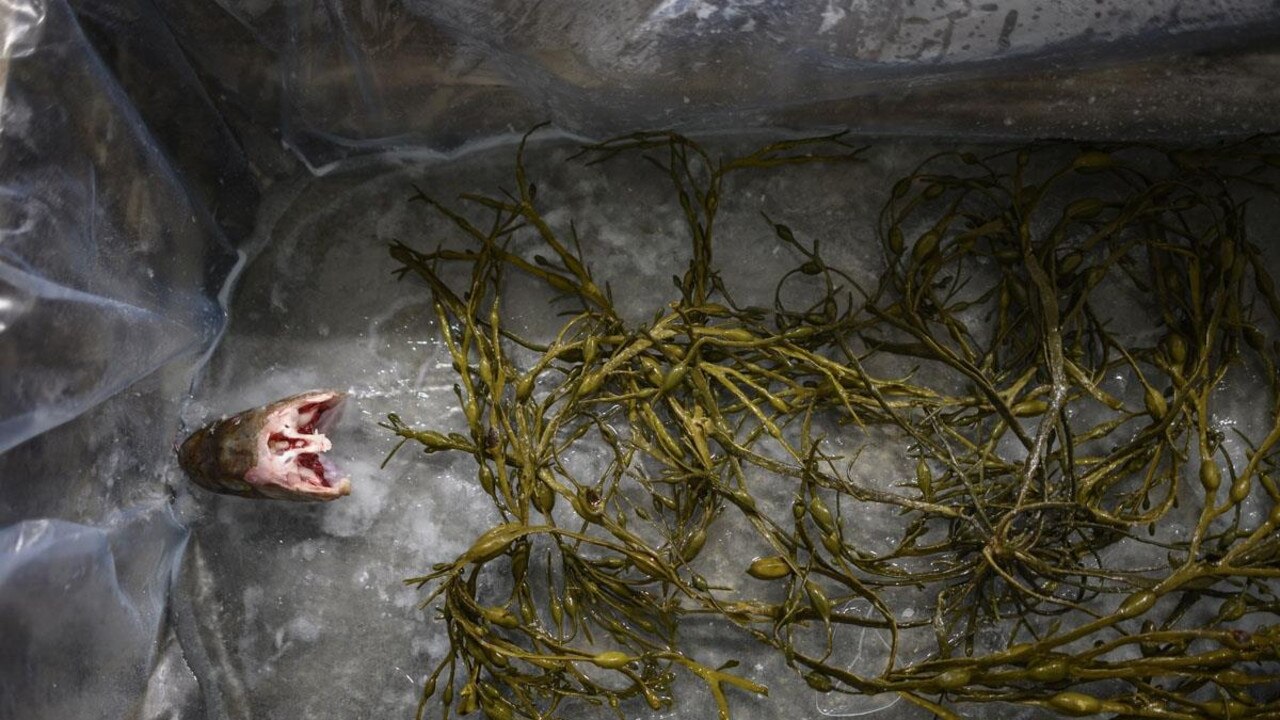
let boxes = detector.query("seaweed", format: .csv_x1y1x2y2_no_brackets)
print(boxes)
386,129,1280,719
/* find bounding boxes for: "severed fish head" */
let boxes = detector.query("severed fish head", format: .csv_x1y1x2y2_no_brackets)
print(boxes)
178,390,351,501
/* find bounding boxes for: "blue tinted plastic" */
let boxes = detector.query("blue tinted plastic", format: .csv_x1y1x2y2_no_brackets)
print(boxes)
1,1,1278,718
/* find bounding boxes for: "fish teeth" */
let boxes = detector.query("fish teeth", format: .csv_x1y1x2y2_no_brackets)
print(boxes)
178,390,351,502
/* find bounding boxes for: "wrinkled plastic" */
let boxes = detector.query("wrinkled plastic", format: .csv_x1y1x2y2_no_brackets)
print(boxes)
5,0,1279,452
0,505,188,720
1,0,1279,719
164,0,1280,168
0,0,236,456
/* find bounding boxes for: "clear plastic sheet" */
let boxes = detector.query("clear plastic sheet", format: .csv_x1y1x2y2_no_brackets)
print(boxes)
162,0,1280,168
0,2,237,717
1,0,1279,718
0,0,237,456
0,505,188,720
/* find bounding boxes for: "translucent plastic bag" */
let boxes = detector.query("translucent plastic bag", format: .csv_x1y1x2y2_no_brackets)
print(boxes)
0,506,187,720
161,0,1280,167
1,1,1278,719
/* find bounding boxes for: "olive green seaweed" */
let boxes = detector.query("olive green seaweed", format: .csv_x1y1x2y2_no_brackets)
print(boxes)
385,129,1280,720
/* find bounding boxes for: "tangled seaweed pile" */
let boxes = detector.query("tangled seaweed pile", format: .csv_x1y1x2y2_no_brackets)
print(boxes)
384,130,1280,719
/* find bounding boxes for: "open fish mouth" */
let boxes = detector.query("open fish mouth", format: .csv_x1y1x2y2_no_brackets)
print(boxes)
179,390,352,501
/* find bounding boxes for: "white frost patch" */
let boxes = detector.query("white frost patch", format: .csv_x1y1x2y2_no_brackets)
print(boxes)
391,585,422,610
292,539,322,562
819,0,847,33
321,458,390,537
643,0,767,30
411,632,451,660
242,586,265,624
286,616,322,643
